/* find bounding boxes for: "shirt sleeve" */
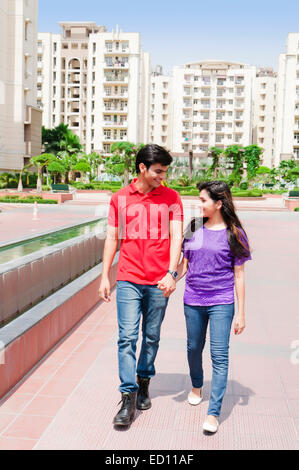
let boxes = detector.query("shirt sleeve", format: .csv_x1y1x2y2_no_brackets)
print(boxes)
108,194,119,227
182,238,190,260
234,228,252,266
169,191,184,222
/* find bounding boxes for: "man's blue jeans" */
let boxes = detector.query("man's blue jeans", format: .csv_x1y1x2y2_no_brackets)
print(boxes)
184,303,235,417
116,281,169,393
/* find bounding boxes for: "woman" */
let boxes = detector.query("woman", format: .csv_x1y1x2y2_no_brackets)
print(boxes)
177,181,252,433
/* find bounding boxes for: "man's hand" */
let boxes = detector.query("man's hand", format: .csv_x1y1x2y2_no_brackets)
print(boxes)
99,276,111,303
157,273,176,297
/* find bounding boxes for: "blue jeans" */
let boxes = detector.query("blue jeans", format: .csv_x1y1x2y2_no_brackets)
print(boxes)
184,303,235,417
116,281,169,393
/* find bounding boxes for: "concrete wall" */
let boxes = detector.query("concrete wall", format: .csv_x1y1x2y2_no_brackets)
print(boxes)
0,231,106,326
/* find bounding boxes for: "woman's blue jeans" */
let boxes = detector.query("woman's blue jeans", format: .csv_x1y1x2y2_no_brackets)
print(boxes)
184,303,235,417
116,281,169,393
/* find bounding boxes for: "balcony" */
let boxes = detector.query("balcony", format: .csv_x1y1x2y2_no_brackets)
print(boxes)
103,135,128,142
103,121,128,128
104,61,129,69
105,47,130,54
104,91,128,99
104,74,128,83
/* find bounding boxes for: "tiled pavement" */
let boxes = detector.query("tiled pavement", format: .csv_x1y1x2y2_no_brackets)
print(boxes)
0,210,298,450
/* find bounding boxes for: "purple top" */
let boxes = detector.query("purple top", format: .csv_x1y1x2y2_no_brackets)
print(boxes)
183,225,252,306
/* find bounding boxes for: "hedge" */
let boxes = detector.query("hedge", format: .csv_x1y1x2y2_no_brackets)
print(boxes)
0,196,57,204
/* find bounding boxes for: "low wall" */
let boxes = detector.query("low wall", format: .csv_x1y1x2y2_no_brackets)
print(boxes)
0,254,119,399
0,230,106,326
284,198,299,211
0,190,73,204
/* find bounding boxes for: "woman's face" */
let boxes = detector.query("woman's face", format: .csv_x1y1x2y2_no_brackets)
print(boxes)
199,189,222,218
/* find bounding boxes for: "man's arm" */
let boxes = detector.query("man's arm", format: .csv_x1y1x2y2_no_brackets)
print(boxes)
157,219,183,297
98,225,119,302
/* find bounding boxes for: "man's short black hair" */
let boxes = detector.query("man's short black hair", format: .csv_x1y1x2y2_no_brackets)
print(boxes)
135,144,173,174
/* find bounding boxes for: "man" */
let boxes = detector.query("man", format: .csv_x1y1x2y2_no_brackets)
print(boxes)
99,144,184,427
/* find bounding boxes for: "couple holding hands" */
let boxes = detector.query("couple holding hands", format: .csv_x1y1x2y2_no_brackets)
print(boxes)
99,144,251,434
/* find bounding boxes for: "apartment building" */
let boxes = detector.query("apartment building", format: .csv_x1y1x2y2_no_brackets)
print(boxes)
38,23,150,155
0,0,42,171
149,67,172,149
275,33,299,164
170,61,256,157
38,22,106,148
252,68,277,168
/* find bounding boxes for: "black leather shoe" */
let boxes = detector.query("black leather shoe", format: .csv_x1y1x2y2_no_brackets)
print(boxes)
136,376,151,410
113,392,137,427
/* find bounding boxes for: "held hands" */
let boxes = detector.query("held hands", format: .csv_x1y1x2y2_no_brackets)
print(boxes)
157,273,176,298
99,277,111,303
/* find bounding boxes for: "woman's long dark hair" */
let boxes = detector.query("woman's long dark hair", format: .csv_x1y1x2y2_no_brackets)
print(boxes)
184,181,251,259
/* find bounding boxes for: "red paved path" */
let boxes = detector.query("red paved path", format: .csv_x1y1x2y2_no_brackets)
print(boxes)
0,211,298,449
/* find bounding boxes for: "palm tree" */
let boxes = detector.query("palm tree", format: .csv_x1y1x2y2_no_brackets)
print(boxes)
42,123,69,155
17,162,33,192
110,142,144,187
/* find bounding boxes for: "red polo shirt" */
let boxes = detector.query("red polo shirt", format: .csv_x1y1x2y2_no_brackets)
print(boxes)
108,179,184,285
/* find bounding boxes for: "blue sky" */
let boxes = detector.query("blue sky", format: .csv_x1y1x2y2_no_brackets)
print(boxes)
38,0,299,73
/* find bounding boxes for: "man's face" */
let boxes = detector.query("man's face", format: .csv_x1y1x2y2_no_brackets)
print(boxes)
139,163,169,188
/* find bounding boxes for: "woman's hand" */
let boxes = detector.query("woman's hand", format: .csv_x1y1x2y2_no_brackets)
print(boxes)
234,314,245,335
157,273,176,297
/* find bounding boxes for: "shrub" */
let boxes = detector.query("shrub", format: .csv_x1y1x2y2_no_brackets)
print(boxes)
289,190,299,197
179,189,199,196
239,182,249,190
0,195,57,204
232,189,263,197
294,207,299,212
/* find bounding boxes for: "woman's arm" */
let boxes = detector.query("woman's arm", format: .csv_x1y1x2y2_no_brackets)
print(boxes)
234,263,246,335
177,255,189,281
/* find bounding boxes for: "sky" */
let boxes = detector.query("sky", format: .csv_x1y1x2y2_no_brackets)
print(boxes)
38,0,299,74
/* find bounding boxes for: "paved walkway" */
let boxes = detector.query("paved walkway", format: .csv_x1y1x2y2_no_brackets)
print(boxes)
0,211,298,449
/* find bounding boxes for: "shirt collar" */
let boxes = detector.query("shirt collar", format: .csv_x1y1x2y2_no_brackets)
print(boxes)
129,178,164,196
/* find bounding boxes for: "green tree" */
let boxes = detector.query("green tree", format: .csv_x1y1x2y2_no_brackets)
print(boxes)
73,160,92,182
286,165,299,184
85,152,104,181
244,145,263,187
278,159,296,180
17,162,33,191
106,142,144,187
223,145,245,187
30,154,56,192
42,123,70,155
47,160,66,184
208,147,223,179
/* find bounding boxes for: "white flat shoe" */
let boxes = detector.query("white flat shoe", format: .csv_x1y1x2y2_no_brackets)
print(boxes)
188,389,203,406
202,419,219,433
